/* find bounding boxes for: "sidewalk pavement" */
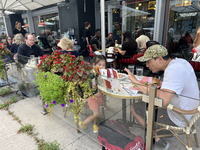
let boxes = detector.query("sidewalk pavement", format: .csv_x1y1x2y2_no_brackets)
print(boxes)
1,93,200,150
0,96,102,150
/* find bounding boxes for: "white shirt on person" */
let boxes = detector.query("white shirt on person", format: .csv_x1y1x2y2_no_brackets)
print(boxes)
161,58,199,127
136,35,150,49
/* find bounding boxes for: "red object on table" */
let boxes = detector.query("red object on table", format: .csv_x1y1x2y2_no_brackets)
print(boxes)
56,40,62,50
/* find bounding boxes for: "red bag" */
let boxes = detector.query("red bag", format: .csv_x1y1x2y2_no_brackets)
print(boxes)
98,120,145,150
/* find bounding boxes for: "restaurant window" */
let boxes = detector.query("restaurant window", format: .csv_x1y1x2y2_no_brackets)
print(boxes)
165,0,200,52
33,13,59,46
122,0,156,40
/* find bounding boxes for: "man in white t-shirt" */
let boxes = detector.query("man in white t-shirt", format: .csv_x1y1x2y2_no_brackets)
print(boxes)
125,44,199,149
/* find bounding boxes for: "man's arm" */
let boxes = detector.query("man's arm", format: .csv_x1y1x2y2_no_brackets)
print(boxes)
117,48,126,55
91,38,99,51
124,68,175,106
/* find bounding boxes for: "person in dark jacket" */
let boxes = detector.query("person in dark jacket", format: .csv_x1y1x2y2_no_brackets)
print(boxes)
17,34,43,63
10,33,25,54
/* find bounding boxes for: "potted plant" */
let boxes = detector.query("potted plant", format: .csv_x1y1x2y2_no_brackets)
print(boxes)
34,51,96,132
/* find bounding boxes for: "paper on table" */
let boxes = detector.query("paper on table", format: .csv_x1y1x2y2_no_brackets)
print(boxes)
122,87,138,96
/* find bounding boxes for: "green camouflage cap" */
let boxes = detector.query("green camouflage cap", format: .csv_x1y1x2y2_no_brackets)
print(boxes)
137,44,168,62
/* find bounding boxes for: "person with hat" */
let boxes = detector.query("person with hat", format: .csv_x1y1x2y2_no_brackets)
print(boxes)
125,44,199,149
58,37,80,58
105,33,114,48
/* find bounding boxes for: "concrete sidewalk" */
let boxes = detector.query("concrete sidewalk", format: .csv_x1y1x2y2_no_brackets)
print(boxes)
0,96,102,150
1,93,200,150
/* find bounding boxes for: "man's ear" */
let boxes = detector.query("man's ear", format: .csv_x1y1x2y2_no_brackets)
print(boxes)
158,56,163,62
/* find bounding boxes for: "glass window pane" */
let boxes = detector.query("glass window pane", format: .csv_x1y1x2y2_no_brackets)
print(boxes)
122,0,156,40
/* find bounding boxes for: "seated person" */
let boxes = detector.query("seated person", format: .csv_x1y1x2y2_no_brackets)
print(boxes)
125,44,199,149
17,34,43,63
5,36,13,51
183,30,193,45
116,31,137,59
58,37,80,58
136,29,150,50
105,33,114,48
90,29,101,52
11,33,25,54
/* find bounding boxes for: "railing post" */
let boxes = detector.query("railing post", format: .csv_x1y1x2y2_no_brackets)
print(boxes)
146,86,157,150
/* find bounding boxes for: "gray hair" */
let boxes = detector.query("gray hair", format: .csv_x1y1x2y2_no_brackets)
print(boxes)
14,33,25,45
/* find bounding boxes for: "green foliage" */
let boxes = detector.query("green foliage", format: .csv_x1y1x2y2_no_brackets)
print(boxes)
35,51,96,119
0,87,12,96
37,139,60,150
8,111,14,115
0,43,11,81
34,72,66,107
18,124,34,135
0,96,18,110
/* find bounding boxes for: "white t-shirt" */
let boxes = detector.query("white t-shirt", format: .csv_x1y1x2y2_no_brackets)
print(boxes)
136,35,150,49
161,58,199,127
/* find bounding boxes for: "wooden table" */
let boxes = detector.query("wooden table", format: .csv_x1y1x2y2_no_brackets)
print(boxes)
98,77,143,123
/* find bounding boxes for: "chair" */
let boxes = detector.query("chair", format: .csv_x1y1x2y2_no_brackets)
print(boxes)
153,104,200,150
119,53,145,72
182,47,193,61
88,45,96,62
106,52,116,68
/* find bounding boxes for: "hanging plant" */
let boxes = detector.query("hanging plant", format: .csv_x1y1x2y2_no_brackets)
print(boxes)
34,51,96,132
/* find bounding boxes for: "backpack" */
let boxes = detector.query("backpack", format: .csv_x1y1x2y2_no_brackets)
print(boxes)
98,120,145,150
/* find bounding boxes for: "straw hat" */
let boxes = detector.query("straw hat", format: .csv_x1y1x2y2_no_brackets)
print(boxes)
58,37,74,50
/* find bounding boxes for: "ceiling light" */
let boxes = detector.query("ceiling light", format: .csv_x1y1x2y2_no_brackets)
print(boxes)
139,3,142,6
136,7,139,10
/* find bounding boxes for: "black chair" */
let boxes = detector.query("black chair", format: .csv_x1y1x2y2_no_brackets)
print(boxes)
181,47,193,61
146,40,160,48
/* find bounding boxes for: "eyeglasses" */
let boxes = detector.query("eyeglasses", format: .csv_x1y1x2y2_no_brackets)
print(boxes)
7,39,12,40
28,39,35,42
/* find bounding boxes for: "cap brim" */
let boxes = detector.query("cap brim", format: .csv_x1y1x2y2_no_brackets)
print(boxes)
57,42,61,48
137,56,152,62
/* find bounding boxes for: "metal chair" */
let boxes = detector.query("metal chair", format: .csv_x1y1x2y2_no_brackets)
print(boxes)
153,104,200,150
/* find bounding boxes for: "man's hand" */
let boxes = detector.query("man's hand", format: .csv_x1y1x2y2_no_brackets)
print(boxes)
124,68,139,84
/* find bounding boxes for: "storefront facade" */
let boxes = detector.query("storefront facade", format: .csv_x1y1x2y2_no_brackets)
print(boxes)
4,0,200,52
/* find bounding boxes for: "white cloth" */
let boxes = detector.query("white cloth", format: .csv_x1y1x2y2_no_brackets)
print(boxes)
161,58,199,127
195,45,200,54
136,35,150,49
